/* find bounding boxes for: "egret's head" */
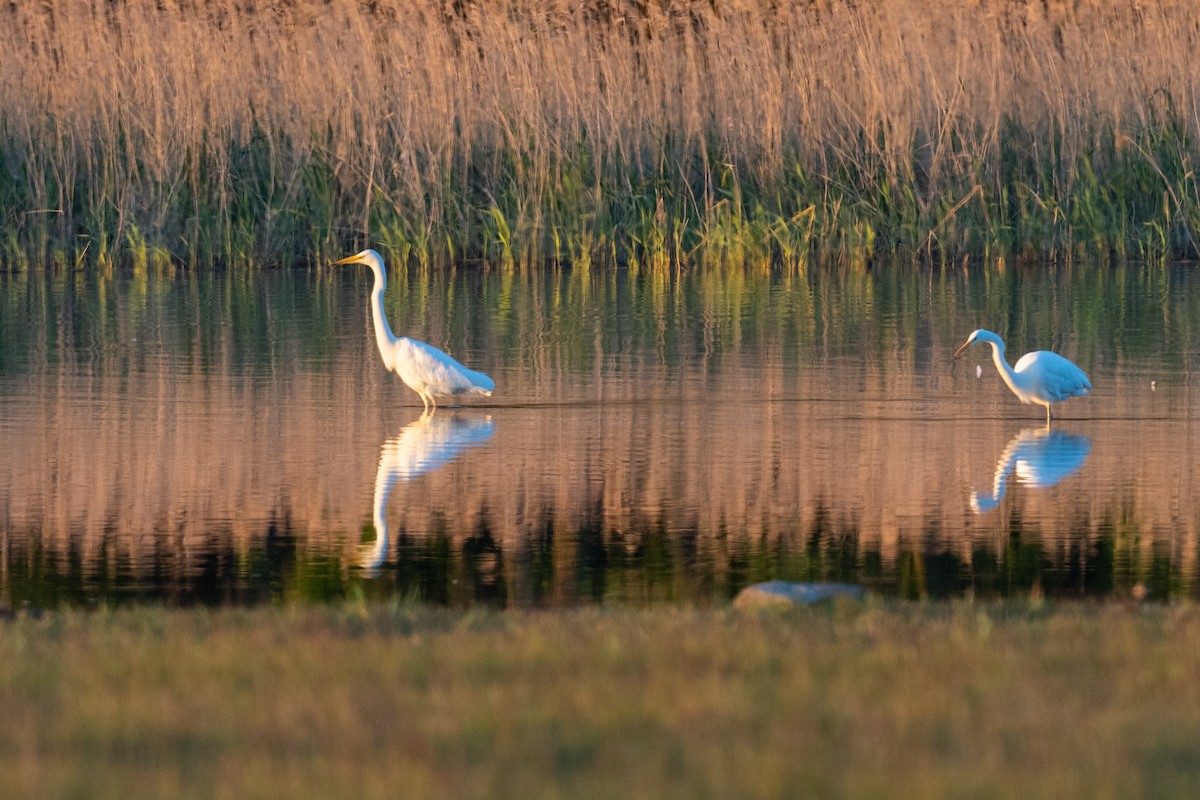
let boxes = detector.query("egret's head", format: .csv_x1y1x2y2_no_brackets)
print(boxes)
331,249,384,271
953,328,990,358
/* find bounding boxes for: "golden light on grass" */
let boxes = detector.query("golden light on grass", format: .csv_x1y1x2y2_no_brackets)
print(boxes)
2,603,1200,797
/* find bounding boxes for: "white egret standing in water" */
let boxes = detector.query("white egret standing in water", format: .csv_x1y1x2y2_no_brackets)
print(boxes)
333,249,494,411
954,329,1091,424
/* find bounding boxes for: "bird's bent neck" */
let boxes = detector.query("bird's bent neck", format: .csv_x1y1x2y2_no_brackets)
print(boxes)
984,337,1022,394
367,259,399,368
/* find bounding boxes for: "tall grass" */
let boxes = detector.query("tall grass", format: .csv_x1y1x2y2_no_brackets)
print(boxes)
2,0,1199,269
3,604,1200,798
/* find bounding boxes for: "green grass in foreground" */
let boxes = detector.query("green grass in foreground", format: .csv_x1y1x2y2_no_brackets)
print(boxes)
2,602,1199,799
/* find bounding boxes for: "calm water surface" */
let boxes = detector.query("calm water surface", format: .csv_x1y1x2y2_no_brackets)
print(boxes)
1,261,1198,606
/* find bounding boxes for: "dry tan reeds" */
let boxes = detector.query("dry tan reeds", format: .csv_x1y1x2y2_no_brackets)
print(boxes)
2,0,1198,266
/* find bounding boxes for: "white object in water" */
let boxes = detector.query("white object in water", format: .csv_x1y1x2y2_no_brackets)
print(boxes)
953,329,1091,424
332,249,495,411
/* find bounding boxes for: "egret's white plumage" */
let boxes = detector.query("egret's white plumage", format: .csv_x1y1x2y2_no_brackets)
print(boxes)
954,329,1091,424
333,249,494,411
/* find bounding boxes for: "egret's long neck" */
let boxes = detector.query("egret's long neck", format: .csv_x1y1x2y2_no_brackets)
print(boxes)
368,261,398,367
371,457,400,553
987,339,1022,395
989,435,1025,500
972,454,1010,513
366,449,399,572
972,428,1021,513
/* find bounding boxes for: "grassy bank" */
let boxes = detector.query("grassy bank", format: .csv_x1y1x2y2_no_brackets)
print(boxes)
2,0,1200,270
1,602,1199,798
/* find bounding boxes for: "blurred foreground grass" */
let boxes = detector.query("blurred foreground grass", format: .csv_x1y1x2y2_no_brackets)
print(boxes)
2,602,1198,799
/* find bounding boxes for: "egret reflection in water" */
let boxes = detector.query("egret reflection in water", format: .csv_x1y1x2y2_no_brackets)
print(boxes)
363,411,496,572
970,427,1092,514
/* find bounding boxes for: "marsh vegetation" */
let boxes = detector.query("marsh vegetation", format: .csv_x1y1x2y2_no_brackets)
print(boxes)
2,0,1199,269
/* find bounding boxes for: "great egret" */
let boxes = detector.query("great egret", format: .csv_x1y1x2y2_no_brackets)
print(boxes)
363,411,496,572
333,249,494,411
954,329,1091,424
969,427,1092,513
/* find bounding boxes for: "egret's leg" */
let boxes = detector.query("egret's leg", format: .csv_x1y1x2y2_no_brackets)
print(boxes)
1046,404,1052,426
420,393,430,413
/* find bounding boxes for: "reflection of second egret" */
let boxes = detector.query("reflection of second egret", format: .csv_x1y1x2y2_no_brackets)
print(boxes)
970,427,1092,514
363,411,495,572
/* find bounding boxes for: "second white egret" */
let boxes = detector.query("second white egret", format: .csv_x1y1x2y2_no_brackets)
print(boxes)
333,249,494,411
954,329,1091,424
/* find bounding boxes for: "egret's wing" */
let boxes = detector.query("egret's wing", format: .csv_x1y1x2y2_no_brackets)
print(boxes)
1014,350,1091,402
382,415,496,481
1013,429,1091,487
395,338,493,396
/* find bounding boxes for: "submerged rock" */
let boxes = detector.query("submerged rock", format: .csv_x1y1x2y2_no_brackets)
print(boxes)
733,581,867,609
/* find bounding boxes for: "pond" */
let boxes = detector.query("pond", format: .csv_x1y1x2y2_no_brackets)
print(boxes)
1,260,1197,607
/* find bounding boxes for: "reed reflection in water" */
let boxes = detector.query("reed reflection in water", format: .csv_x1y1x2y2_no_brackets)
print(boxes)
1,261,1199,605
